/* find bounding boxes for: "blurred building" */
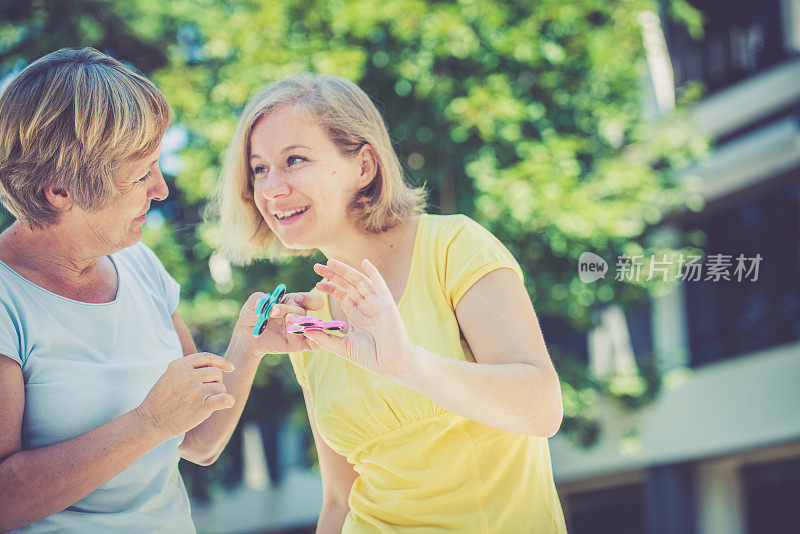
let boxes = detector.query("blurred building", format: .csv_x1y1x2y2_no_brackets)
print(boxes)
550,1,800,533
192,1,800,532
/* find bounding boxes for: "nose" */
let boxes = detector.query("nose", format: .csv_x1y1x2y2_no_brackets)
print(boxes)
254,170,290,201
148,165,169,201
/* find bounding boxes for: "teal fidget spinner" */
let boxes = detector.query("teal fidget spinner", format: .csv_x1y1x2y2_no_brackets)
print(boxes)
252,283,287,336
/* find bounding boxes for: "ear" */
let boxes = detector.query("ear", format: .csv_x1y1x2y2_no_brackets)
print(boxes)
356,144,378,190
44,185,74,212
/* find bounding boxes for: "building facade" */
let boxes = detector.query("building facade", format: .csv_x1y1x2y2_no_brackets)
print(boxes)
551,1,800,533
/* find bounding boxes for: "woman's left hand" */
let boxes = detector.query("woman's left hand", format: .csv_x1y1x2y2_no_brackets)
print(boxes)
236,290,324,357
304,259,416,383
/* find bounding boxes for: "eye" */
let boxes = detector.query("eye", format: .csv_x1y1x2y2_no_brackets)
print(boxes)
287,155,307,166
252,164,268,176
137,171,152,184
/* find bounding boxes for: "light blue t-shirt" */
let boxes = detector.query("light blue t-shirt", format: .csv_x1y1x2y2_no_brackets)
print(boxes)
0,242,195,533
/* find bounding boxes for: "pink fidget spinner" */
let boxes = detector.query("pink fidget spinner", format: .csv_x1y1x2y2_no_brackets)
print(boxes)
286,315,348,334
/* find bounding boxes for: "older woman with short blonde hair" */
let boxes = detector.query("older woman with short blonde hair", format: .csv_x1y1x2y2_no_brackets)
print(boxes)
0,49,318,532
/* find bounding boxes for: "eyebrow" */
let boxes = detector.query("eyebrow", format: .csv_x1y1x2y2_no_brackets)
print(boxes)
250,145,311,160
281,144,310,152
132,162,156,179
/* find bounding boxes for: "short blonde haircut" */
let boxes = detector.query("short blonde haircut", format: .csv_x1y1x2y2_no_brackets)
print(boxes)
216,74,426,263
0,47,170,228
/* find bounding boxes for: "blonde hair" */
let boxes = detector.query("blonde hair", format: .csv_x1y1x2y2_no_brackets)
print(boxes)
0,47,170,228
216,73,426,263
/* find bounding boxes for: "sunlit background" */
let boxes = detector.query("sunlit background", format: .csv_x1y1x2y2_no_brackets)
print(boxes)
1,0,799,532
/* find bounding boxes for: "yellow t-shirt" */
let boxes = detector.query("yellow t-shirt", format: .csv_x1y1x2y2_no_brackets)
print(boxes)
289,214,567,533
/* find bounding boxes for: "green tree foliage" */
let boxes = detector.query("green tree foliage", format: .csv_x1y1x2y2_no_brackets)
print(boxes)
1,0,703,494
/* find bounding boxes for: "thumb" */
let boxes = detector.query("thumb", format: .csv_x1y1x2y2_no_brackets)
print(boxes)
296,292,324,311
303,329,347,357
205,393,235,412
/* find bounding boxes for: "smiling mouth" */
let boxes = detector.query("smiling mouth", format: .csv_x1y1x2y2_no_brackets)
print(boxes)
274,206,309,220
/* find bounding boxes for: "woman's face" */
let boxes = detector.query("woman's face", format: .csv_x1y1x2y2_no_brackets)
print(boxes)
79,146,168,253
248,106,367,250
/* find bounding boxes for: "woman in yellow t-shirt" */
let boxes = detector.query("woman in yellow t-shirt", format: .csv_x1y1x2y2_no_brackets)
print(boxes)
217,74,568,533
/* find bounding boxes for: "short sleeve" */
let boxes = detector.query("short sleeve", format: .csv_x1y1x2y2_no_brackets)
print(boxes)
439,215,524,309
134,243,181,314
0,302,22,366
288,351,310,390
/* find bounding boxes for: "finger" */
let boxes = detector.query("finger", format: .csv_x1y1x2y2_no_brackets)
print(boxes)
202,381,227,395
302,329,346,356
188,352,235,372
315,260,373,298
314,262,372,300
314,266,363,302
296,291,325,310
283,291,325,311
285,335,316,353
204,393,235,411
246,292,266,310
362,259,394,301
196,366,224,383
315,280,359,308
269,302,305,318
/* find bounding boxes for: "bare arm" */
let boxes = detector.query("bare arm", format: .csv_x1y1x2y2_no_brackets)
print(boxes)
178,291,323,465
0,353,233,531
300,387,358,534
310,260,564,437
407,268,564,436
176,313,261,466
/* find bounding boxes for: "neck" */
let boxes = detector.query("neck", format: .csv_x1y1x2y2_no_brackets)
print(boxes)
320,217,414,274
0,221,105,282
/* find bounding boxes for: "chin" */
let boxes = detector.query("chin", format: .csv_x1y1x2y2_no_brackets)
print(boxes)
269,226,309,250
120,228,144,249
280,238,313,251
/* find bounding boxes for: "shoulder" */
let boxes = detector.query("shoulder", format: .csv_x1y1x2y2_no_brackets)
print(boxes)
0,260,36,319
0,265,26,366
424,214,523,306
423,213,472,234
425,213,490,237
425,213,508,255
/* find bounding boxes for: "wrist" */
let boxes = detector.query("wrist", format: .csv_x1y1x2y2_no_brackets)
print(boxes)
228,325,265,362
390,342,425,389
131,404,168,444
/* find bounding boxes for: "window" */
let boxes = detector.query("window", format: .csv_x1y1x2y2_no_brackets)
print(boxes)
742,456,800,534
565,484,645,534
665,0,787,95
683,177,800,366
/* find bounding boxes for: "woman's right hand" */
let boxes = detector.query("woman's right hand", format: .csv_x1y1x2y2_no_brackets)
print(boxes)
135,353,235,440
234,291,324,357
